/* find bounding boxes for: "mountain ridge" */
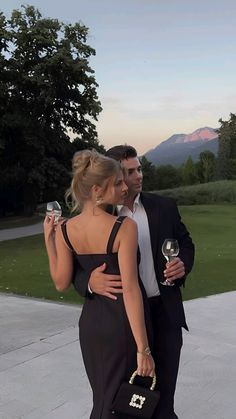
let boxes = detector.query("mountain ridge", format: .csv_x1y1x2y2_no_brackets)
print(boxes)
144,127,218,166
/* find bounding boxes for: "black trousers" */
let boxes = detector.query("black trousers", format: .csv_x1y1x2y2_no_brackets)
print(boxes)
148,296,183,419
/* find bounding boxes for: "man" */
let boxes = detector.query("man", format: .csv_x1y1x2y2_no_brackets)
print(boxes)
73,145,195,419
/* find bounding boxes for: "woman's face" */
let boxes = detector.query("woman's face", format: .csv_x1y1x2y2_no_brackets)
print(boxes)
104,170,128,206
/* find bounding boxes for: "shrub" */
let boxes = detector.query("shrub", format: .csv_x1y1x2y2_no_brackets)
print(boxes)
153,180,236,205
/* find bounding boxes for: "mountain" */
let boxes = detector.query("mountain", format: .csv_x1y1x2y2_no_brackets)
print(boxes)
144,127,219,167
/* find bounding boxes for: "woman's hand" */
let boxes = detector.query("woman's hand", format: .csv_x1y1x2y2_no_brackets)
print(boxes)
43,216,66,244
137,352,155,378
43,215,72,290
43,215,56,244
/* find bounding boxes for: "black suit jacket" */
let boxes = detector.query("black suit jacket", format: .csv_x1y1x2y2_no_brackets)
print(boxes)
139,192,194,329
72,192,195,330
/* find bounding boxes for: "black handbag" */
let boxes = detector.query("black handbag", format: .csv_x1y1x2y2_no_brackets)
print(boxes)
111,371,160,418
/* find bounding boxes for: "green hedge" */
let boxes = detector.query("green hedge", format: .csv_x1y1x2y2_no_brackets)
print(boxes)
154,180,236,205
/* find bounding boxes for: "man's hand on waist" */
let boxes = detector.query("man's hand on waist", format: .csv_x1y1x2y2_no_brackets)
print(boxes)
88,263,122,300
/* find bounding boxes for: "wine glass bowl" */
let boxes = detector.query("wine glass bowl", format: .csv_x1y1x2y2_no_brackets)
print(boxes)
161,239,179,286
46,201,62,223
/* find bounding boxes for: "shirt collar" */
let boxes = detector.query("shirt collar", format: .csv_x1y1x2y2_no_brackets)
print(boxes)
134,193,141,206
117,193,141,213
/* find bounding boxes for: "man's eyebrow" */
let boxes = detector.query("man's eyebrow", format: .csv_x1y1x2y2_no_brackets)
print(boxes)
127,166,141,170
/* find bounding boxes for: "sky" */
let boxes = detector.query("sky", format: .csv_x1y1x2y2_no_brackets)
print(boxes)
2,0,236,154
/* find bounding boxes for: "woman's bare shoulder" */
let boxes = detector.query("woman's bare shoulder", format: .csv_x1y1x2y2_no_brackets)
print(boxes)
120,217,137,234
122,216,137,226
66,214,82,226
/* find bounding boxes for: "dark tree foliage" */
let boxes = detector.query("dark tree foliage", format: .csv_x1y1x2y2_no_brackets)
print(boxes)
216,113,236,180
155,165,182,190
0,6,103,216
140,156,183,192
181,156,199,186
197,150,216,183
140,156,157,191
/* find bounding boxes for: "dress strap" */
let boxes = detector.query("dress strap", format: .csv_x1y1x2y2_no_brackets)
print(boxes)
106,216,127,254
61,221,75,252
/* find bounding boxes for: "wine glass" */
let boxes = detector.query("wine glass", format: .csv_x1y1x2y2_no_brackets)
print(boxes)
161,239,179,286
46,201,62,224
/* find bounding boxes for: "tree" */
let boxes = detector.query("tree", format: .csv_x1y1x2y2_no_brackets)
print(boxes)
156,165,182,190
0,6,103,216
198,150,216,183
181,156,199,185
140,156,157,191
216,113,236,179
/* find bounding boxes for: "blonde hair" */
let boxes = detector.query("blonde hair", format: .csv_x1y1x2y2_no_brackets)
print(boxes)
66,149,121,212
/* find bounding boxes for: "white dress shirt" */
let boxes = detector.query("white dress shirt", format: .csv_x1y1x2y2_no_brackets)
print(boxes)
117,194,160,298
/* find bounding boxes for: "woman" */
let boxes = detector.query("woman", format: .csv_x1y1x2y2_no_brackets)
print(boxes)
44,150,155,418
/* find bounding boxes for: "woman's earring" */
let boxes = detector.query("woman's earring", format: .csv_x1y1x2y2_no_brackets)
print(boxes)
95,196,103,206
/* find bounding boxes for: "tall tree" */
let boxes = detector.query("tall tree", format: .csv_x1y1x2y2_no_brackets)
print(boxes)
155,165,182,190
181,156,199,185
198,150,216,183
0,6,103,216
140,156,157,191
216,113,236,179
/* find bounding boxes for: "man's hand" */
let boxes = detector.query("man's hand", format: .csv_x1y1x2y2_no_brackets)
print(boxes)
89,263,122,300
163,257,185,282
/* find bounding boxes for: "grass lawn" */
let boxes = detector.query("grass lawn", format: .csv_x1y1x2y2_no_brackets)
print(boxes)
180,204,236,300
0,234,82,304
0,204,235,304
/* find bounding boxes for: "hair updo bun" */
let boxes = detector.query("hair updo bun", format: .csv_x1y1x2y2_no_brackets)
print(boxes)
72,149,96,178
66,149,121,212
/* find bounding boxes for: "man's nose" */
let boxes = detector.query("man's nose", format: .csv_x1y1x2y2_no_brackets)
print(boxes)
136,170,143,179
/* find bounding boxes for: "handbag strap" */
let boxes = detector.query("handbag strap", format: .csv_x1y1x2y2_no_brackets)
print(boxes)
129,371,157,391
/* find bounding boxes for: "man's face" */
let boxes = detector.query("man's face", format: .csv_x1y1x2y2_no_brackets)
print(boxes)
121,157,143,197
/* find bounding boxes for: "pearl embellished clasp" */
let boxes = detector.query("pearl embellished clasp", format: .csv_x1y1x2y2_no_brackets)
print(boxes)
129,394,146,409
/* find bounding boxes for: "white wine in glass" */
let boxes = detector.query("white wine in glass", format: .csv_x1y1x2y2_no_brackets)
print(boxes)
161,239,179,286
46,201,62,223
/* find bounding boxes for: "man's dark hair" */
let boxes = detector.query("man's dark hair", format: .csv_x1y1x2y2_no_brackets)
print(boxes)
105,145,137,162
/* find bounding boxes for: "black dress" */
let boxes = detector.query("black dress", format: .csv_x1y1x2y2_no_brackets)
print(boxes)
62,216,152,419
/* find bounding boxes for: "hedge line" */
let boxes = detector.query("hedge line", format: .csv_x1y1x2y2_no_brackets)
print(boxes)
154,180,236,205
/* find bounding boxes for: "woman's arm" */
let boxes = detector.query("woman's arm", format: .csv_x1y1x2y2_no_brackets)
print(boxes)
43,216,73,291
118,218,155,377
